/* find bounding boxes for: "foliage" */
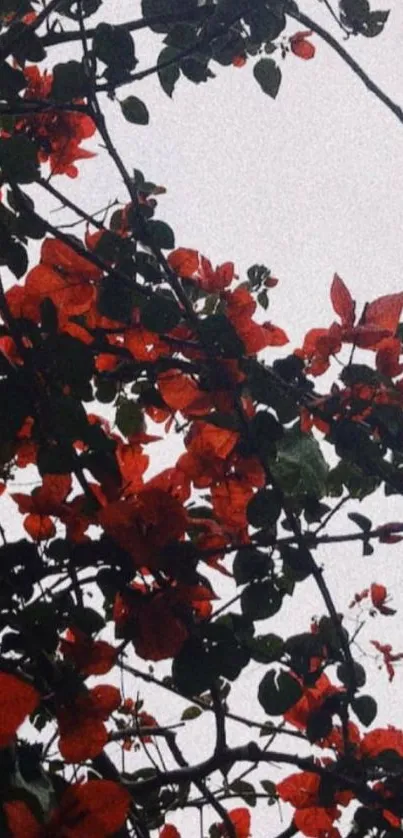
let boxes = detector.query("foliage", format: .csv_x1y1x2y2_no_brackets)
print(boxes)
0,1,401,837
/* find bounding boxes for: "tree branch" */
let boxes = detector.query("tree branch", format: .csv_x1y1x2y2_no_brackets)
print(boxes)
285,2,403,126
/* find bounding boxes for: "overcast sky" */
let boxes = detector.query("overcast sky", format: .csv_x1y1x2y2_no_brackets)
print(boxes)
5,1,403,833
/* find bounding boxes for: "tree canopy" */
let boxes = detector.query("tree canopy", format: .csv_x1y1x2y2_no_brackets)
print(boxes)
0,1,402,837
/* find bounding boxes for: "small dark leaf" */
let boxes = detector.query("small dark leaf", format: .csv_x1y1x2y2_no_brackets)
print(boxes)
362,9,390,37
141,295,181,333
5,240,28,279
8,23,46,64
281,544,312,582
348,512,372,532
351,695,377,726
261,779,277,796
363,541,375,556
158,47,181,97
253,58,281,99
233,548,272,585
306,706,333,743
230,779,257,807
247,489,282,528
93,23,137,71
0,136,39,183
258,669,302,715
0,62,27,98
51,60,88,100
245,633,284,664
337,661,366,688
71,606,105,634
145,219,175,250
241,581,283,621
120,96,149,125
181,705,202,721
116,399,143,437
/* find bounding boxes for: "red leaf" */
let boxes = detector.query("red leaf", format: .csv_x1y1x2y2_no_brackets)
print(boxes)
364,292,403,334
0,673,39,748
60,629,117,676
228,808,251,838
277,772,320,808
4,800,41,837
376,337,403,377
160,826,181,838
330,274,355,327
51,780,131,836
168,248,199,277
361,727,403,758
294,806,340,837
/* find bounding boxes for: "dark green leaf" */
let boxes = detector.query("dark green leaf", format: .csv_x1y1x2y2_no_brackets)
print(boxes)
0,62,27,98
71,606,105,634
241,581,283,621
57,0,102,18
306,705,333,743
245,633,284,664
181,55,214,84
258,669,302,715
260,779,277,796
337,661,366,688
5,240,28,279
116,399,143,437
247,489,282,528
97,276,139,324
348,512,372,532
280,545,312,582
37,445,75,476
158,47,181,96
164,22,197,49
244,6,286,42
7,23,46,64
120,95,149,125
51,60,88,100
93,23,137,71
253,58,281,99
145,219,175,250
351,695,377,726
141,295,181,333
172,638,216,696
0,136,39,184
233,548,272,585
230,779,257,807
181,705,202,720
271,426,328,498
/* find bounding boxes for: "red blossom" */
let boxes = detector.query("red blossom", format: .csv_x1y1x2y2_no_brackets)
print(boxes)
160,826,181,838
98,486,188,571
216,807,251,837
370,583,396,615
284,673,342,731
114,582,216,661
12,65,97,178
167,248,236,292
370,640,403,681
57,684,121,762
5,780,130,837
289,31,316,60
60,628,117,676
361,726,403,758
11,473,72,541
0,673,39,748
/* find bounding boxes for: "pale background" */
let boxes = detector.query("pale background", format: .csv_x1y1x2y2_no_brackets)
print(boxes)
4,0,403,834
